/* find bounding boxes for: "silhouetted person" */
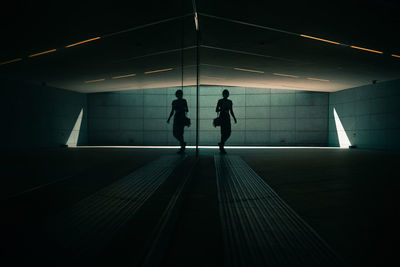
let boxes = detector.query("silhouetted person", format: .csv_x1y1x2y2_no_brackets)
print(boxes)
216,89,237,154
167,89,188,154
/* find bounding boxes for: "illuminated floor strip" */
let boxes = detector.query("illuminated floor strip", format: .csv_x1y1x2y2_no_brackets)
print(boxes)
215,155,347,267
43,155,185,261
73,145,344,149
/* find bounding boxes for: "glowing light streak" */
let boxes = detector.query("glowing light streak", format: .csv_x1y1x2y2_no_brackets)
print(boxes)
300,34,341,45
350,45,383,54
84,78,105,83
273,73,299,78
0,58,22,65
65,37,101,48
144,68,173,74
112,73,136,79
28,49,57,57
233,67,264,74
307,77,330,82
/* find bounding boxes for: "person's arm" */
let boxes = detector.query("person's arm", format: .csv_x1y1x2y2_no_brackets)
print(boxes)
184,99,188,113
216,100,221,114
167,105,174,123
230,103,237,123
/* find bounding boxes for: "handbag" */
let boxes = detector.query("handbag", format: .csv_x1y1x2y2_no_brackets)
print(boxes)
213,117,221,127
184,116,191,127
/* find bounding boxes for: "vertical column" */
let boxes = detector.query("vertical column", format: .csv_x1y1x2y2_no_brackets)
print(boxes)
192,0,200,156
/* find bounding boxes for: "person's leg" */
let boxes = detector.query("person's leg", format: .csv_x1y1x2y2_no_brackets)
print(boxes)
223,123,231,143
177,124,186,151
220,123,230,154
174,123,185,153
221,122,231,144
173,124,180,142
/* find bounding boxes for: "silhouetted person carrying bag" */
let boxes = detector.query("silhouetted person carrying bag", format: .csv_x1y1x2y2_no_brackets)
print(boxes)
167,89,190,154
215,89,237,154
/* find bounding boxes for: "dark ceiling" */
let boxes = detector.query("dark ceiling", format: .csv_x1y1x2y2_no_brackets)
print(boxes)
1,0,399,92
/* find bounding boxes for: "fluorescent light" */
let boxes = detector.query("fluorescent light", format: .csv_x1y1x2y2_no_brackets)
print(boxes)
144,68,173,74
392,54,400,58
307,77,330,82
300,34,341,45
112,73,136,79
234,67,264,74
0,58,22,66
350,45,383,54
28,49,57,58
273,73,299,78
65,37,101,48
84,78,105,83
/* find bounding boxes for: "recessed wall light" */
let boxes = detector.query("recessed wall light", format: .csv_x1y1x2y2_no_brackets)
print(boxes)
307,77,330,82
28,49,57,58
300,34,341,45
273,73,299,78
233,67,264,74
144,68,173,74
112,73,136,79
350,45,383,54
65,37,101,48
0,58,22,66
84,78,105,83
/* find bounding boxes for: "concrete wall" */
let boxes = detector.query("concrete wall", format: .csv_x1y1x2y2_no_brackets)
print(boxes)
1,79,87,150
88,86,329,146
328,79,400,150
87,87,195,145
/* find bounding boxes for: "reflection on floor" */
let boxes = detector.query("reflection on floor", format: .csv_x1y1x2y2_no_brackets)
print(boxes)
1,148,399,267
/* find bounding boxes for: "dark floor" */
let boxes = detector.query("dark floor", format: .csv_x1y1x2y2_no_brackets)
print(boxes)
1,147,399,266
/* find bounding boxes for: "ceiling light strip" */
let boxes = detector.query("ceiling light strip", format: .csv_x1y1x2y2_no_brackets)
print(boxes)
201,45,297,63
273,73,299,78
233,67,264,74
0,58,23,66
300,34,341,45
350,45,383,54
28,49,57,58
103,14,192,38
307,77,330,82
85,78,105,83
199,13,298,36
112,73,136,79
115,46,197,63
65,37,101,48
144,68,173,74
391,54,400,59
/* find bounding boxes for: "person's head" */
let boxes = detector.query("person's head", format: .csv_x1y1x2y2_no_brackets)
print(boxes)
222,89,229,98
175,89,183,99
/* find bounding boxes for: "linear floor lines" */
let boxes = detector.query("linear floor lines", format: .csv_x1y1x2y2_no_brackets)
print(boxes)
215,155,347,267
42,155,185,263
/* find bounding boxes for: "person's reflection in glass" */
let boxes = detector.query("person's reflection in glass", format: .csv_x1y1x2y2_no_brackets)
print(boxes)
167,90,188,154
216,89,237,154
